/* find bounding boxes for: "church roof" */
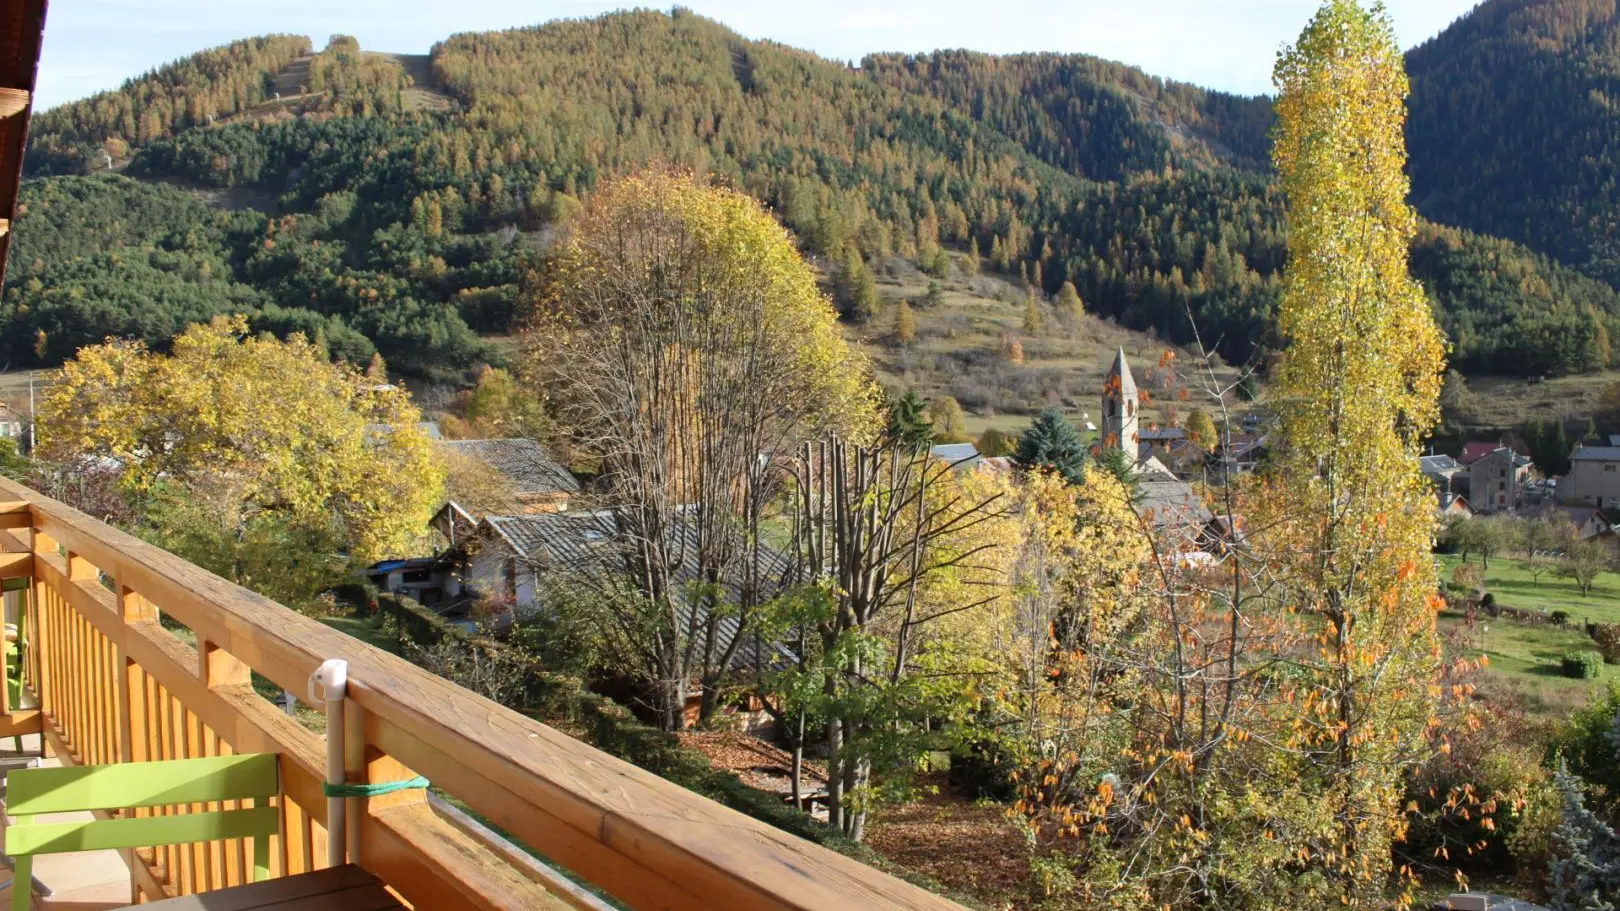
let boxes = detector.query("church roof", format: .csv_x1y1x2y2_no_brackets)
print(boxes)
1108,347,1138,394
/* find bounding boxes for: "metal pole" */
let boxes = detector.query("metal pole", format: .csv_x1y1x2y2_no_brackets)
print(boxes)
309,659,348,869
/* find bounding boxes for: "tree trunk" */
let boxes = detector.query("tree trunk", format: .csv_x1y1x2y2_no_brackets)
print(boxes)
825,715,844,832
697,678,720,726
789,710,805,810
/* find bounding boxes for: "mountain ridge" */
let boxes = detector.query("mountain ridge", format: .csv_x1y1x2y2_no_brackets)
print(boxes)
5,3,1617,391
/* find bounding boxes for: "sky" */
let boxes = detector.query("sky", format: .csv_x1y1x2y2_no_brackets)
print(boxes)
34,0,1484,111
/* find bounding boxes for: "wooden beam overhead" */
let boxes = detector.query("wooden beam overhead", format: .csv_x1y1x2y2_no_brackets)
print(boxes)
0,0,48,291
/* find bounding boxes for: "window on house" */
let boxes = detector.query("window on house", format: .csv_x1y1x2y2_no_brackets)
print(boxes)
1605,464,1617,473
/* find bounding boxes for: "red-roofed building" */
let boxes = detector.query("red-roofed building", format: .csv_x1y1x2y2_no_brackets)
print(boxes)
1460,441,1503,465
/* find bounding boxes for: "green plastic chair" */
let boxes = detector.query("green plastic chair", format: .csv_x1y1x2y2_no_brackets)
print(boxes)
3,576,29,752
4,753,280,910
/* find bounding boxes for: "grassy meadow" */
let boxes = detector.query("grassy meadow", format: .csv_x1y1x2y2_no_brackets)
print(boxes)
850,253,1250,439
1437,554,1620,718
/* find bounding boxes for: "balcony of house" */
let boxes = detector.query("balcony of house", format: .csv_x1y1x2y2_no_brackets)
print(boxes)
0,474,966,911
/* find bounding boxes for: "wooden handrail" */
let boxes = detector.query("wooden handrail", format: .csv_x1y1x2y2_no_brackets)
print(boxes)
0,475,967,911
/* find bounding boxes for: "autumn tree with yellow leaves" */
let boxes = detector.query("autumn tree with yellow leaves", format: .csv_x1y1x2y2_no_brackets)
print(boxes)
993,4,1458,907
527,170,877,731
39,317,445,581
1259,0,1449,902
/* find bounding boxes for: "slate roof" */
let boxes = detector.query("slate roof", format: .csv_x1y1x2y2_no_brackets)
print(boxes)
479,509,794,666
1139,427,1187,442
485,511,616,565
1421,454,1462,476
1136,466,1214,533
929,442,983,470
441,438,580,495
1519,503,1612,535
1572,446,1620,463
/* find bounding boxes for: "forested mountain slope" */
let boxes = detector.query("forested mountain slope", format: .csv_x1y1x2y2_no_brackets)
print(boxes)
5,5,1617,383
861,50,1274,176
25,36,312,171
1406,0,1620,285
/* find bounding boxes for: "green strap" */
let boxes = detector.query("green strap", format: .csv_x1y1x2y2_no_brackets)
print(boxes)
323,776,429,798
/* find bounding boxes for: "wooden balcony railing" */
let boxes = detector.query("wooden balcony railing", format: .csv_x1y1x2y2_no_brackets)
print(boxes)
0,475,968,911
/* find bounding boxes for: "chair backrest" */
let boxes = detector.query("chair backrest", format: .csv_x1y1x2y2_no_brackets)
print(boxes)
5,752,279,905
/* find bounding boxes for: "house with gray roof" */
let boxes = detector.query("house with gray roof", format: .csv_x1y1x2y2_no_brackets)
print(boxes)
1562,445,1620,511
461,509,793,666
929,442,983,470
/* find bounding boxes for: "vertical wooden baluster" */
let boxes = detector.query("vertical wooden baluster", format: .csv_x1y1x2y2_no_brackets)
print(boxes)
171,693,194,896
118,588,152,766
201,640,248,889
281,793,306,878
146,675,169,894
160,686,178,895
203,728,227,890
305,814,321,875
99,627,114,766
90,623,107,764
67,608,82,757
184,708,208,892
30,530,54,727
64,551,95,760
41,583,57,736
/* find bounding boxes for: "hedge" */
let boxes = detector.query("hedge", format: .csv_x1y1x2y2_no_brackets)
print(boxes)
1562,650,1605,680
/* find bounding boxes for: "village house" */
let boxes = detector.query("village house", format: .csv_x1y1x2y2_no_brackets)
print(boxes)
1438,491,1474,519
1421,453,1464,491
1519,502,1613,541
1461,443,1532,514
361,553,463,607
1562,445,1620,511
929,441,984,470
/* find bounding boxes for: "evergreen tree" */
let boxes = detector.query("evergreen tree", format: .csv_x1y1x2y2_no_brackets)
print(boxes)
886,389,934,450
967,236,981,275
1089,445,1137,492
1548,763,1620,911
837,246,879,323
1552,420,1574,475
1014,408,1087,484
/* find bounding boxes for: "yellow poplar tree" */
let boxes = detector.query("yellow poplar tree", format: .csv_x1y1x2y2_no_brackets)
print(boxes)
40,316,444,563
1264,1,1447,902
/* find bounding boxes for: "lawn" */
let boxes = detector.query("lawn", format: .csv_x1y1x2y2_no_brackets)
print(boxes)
1436,553,1620,623
1435,554,1620,718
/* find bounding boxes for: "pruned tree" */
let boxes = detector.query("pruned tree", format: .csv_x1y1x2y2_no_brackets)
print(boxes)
783,435,1009,841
